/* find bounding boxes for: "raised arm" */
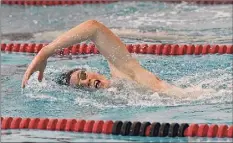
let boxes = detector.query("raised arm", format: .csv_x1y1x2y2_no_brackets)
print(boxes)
43,20,141,76
22,20,140,88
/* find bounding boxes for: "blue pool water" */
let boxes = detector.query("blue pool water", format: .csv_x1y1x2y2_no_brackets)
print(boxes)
1,1,233,142
2,53,232,142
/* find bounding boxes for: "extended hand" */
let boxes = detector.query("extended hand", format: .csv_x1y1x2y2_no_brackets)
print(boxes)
21,56,47,88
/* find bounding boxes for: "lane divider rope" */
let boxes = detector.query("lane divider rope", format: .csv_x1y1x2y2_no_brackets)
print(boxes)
1,0,233,5
1,43,233,56
1,0,117,5
1,117,232,138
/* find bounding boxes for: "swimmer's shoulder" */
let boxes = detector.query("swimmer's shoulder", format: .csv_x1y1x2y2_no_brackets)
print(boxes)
108,61,133,80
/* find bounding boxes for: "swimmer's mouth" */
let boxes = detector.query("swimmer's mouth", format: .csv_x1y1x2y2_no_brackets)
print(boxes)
94,80,101,89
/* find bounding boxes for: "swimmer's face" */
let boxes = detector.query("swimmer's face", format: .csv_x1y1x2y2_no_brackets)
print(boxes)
69,70,110,89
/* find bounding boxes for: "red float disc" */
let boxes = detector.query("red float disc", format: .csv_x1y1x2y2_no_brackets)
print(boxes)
227,125,233,138
63,48,71,55
184,124,199,137
139,44,148,54
73,120,86,132
46,119,58,130
10,117,22,129
26,44,36,53
132,44,140,53
92,120,104,133
162,44,171,55
186,45,195,55
37,118,49,130
5,43,14,52
145,125,151,136
79,43,88,54
71,44,79,55
194,45,203,55
19,44,28,52
102,120,113,134
126,44,133,53
55,119,68,131
202,45,210,54
147,44,156,54
207,124,218,137
155,44,163,55
28,118,40,129
88,43,95,54
2,117,13,129
19,118,31,129
34,44,43,53
84,120,95,133
12,43,21,52
170,44,179,55
177,45,187,55
1,43,6,51
226,45,233,54
217,125,228,138
65,119,77,131
218,45,227,54
209,45,219,54
196,124,208,137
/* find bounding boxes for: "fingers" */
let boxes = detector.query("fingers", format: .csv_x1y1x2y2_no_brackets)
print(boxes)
38,70,44,82
21,80,26,88
21,70,32,88
21,75,28,88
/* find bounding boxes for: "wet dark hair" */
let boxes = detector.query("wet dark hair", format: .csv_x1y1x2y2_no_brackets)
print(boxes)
56,68,81,85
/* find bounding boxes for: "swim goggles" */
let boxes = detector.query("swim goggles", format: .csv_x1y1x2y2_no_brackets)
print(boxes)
76,70,87,87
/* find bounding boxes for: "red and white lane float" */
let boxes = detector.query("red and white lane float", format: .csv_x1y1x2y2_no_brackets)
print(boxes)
1,43,233,56
1,0,233,6
1,0,117,5
1,117,233,138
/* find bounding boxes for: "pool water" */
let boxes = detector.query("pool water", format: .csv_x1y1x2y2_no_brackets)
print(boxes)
1,52,232,142
2,1,232,44
1,1,233,142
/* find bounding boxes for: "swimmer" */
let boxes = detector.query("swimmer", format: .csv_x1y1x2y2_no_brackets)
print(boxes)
22,20,184,97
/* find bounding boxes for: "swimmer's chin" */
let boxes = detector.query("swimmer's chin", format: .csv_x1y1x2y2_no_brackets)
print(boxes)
100,80,111,89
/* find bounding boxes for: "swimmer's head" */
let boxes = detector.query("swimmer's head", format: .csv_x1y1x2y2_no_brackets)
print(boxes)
57,68,110,89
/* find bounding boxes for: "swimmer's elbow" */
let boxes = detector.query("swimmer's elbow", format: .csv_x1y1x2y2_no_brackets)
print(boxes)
85,20,99,26
81,20,105,39
84,20,102,30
